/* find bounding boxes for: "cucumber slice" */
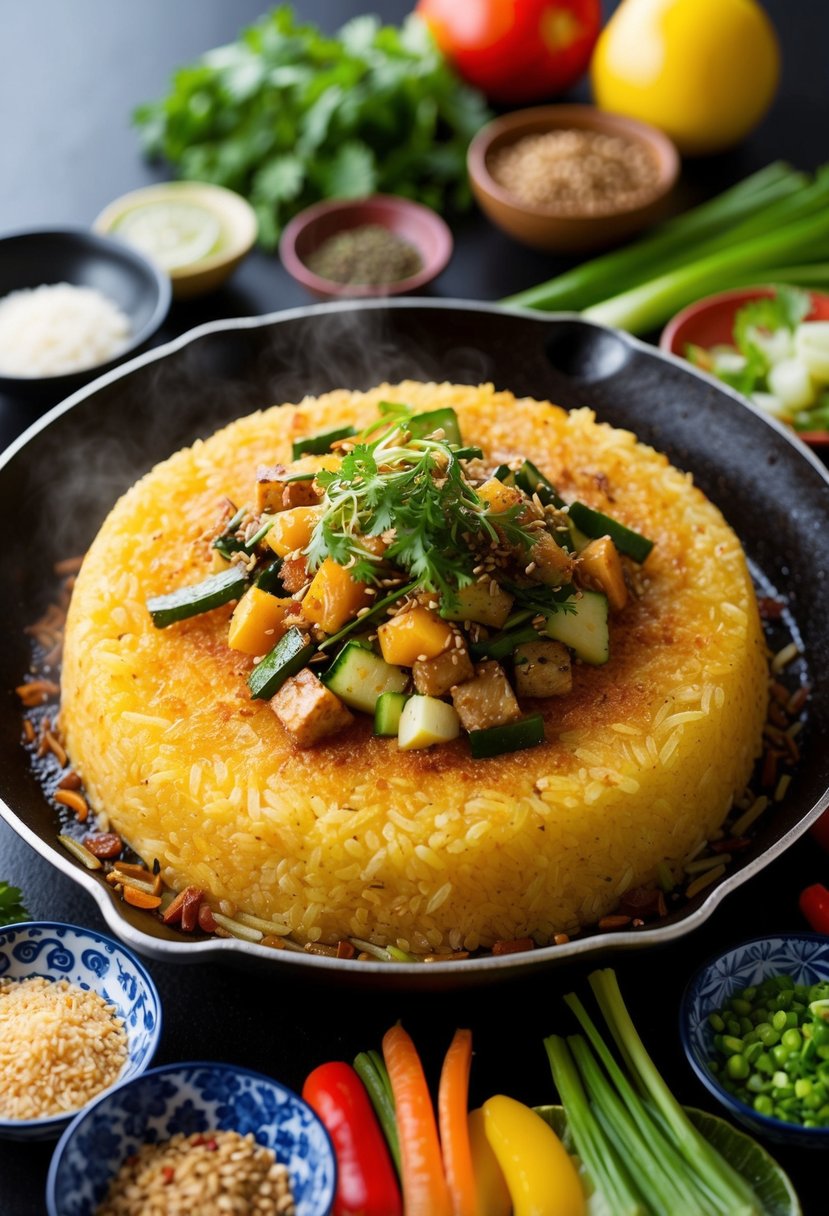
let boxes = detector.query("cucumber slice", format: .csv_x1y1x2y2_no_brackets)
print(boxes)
147,566,247,628
440,581,514,629
407,407,462,444
469,714,545,759
291,425,356,459
515,460,566,509
248,627,315,699
374,691,409,737
545,592,609,666
567,501,654,563
255,559,287,596
398,695,460,750
493,464,516,485
323,641,407,714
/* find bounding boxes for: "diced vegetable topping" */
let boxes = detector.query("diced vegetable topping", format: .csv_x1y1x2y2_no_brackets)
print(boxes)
147,566,248,628
146,399,655,754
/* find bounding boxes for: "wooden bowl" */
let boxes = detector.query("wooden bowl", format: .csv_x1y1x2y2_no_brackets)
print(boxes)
661,285,829,448
467,104,679,254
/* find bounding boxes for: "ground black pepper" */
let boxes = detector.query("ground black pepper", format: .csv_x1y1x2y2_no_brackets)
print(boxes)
306,224,423,285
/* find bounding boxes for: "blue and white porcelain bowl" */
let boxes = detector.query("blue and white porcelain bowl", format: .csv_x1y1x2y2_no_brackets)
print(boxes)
47,1062,337,1216
681,933,829,1149
0,921,161,1142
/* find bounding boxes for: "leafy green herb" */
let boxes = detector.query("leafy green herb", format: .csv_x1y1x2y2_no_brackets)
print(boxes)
134,7,491,248
731,285,811,389
0,880,29,927
306,413,537,611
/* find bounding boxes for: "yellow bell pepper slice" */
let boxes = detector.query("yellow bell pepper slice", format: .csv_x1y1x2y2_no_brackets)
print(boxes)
482,1094,585,1216
468,1108,511,1216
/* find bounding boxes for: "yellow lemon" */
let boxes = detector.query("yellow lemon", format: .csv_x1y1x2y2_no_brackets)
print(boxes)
591,0,780,155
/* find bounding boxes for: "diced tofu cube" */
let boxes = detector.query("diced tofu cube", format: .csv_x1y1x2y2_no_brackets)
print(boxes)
256,464,320,513
441,581,514,628
576,536,628,612
513,640,572,698
228,588,294,656
530,531,574,587
451,660,521,732
270,668,353,748
378,606,454,667
265,506,323,558
412,641,474,697
302,558,372,634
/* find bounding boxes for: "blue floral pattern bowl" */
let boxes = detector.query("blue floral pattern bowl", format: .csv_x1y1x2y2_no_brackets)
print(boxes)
0,921,162,1142
681,933,829,1149
47,1061,337,1216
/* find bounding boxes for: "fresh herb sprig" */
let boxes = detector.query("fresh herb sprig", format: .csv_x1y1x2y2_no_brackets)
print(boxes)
0,880,29,927
306,414,537,610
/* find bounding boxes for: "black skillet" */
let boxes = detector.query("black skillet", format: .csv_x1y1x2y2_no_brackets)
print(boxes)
1,300,827,988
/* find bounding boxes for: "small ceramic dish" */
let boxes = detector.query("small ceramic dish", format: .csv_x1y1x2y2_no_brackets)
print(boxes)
467,103,679,254
94,181,258,300
47,1061,337,1216
681,933,829,1150
0,921,162,1141
279,194,453,299
660,285,829,448
0,228,170,400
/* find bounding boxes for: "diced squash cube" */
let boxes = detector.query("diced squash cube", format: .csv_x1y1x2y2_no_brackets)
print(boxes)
302,558,372,634
477,477,526,514
576,536,628,612
530,531,574,587
450,660,521,732
441,582,514,629
377,606,454,667
265,506,323,558
513,640,572,698
398,695,460,751
413,641,474,697
271,668,353,748
227,588,294,656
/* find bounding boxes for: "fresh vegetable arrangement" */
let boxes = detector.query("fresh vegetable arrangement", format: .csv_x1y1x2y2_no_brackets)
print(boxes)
304,970,796,1216
505,162,829,335
146,402,653,757
416,0,601,103
0,880,28,927
134,6,490,247
685,287,829,434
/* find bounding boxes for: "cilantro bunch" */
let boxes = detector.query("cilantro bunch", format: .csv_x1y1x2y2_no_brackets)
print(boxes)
0,880,29,928
134,7,491,247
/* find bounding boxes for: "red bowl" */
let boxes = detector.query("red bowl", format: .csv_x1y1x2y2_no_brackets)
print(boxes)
279,195,453,300
661,286,829,448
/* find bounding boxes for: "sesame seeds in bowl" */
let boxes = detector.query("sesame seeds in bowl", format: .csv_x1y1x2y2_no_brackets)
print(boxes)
0,922,162,1141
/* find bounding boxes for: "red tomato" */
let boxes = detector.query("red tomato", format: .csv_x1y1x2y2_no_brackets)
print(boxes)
800,884,829,936
416,0,601,103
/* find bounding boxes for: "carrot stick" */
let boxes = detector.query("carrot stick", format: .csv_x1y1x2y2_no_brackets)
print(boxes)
382,1024,452,1216
438,1029,479,1216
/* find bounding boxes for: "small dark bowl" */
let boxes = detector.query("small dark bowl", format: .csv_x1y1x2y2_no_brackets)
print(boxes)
0,228,171,400
279,195,453,300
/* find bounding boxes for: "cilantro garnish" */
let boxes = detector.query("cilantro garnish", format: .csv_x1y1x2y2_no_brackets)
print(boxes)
0,880,29,928
306,412,537,611
133,9,491,248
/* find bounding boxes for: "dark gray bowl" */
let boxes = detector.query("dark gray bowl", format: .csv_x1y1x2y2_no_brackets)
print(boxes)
0,300,827,987
0,228,170,399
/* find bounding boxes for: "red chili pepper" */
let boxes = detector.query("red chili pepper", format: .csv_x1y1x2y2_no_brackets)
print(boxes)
303,1062,402,1216
800,883,829,934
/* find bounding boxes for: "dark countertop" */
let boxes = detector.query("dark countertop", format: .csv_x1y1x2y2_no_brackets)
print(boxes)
0,2,826,1213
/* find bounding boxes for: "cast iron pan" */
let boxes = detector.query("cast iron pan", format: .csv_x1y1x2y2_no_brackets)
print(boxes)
1,300,827,988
